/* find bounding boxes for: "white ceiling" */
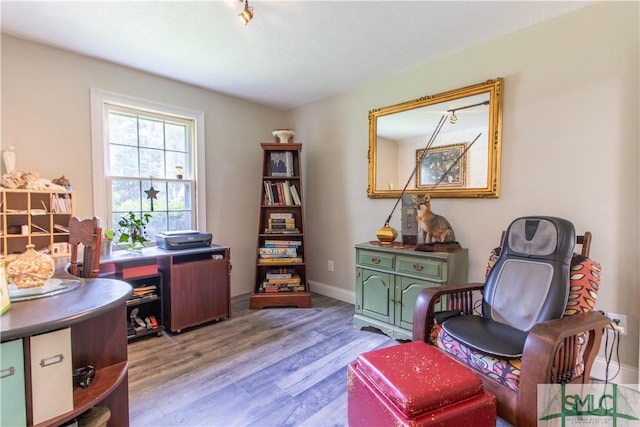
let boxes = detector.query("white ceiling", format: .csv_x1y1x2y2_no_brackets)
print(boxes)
1,1,593,110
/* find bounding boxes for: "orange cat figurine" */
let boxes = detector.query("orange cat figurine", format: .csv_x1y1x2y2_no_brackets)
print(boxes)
412,194,456,243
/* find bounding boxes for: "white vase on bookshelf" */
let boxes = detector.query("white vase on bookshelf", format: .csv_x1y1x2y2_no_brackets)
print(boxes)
272,129,295,144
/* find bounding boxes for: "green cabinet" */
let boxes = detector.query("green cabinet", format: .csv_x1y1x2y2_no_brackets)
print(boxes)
354,242,468,340
356,269,394,324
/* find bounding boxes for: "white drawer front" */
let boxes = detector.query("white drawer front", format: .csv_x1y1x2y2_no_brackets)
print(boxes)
30,327,73,425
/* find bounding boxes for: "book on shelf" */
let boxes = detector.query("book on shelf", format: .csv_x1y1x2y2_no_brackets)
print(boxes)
51,194,73,213
133,285,157,293
260,280,305,293
260,254,299,259
53,223,69,233
263,273,301,285
266,274,293,280
263,241,302,248
267,267,295,274
266,224,296,231
264,228,300,234
266,269,295,279
259,257,303,263
126,293,160,305
262,181,300,206
270,152,294,177
268,212,294,219
261,286,306,293
263,181,274,205
282,181,292,206
290,184,301,206
259,247,298,255
263,181,275,206
267,218,296,225
275,182,284,205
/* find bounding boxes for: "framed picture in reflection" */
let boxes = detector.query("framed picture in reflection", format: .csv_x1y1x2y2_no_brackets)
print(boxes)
416,143,467,189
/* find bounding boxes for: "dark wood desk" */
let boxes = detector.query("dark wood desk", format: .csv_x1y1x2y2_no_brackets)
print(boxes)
100,244,231,334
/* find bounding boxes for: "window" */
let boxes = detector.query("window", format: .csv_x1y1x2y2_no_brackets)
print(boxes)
91,90,206,244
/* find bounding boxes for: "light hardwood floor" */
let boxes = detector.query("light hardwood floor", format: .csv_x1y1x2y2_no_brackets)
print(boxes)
128,293,393,426
128,293,510,427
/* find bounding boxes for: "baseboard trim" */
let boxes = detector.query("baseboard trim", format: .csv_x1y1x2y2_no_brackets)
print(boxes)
591,356,638,384
309,280,355,304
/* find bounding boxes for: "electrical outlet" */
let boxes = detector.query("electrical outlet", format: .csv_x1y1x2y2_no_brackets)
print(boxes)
607,312,627,336
328,260,334,272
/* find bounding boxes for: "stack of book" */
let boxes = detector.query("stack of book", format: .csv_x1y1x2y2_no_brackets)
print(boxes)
264,212,299,234
260,268,304,293
258,239,303,263
126,285,159,305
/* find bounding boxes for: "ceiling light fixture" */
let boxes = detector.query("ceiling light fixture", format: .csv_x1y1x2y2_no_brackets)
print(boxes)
447,100,489,125
238,0,254,25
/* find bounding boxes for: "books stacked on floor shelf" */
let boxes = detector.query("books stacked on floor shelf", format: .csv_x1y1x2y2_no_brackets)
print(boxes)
260,269,305,293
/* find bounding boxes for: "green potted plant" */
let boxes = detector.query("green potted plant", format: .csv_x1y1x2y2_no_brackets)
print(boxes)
101,229,115,255
116,212,152,252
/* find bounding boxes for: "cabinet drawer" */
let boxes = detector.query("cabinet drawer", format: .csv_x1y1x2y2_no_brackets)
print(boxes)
396,256,445,280
30,327,74,425
0,339,26,427
357,251,395,270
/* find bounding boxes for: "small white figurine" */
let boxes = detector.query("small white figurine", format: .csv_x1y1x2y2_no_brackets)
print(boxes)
3,146,16,174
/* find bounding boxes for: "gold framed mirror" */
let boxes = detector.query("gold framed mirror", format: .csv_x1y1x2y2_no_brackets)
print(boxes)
368,78,503,198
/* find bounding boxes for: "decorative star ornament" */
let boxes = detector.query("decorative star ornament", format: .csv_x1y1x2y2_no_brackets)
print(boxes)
145,177,159,211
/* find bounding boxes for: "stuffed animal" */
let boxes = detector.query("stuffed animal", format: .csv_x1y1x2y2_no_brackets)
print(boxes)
412,194,456,243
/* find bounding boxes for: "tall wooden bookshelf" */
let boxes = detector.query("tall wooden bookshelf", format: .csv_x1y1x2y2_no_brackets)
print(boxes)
249,143,312,309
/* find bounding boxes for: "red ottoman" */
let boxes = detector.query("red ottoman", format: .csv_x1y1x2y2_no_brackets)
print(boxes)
347,341,496,427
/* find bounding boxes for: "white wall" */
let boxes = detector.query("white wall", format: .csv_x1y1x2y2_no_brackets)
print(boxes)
293,2,639,370
1,34,288,297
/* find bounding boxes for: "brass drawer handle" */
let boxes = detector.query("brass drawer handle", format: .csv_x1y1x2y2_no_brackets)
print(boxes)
40,353,64,368
413,263,424,272
0,367,15,379
371,257,381,264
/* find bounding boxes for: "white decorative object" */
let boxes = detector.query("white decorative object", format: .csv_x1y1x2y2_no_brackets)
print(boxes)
272,129,295,144
3,146,16,173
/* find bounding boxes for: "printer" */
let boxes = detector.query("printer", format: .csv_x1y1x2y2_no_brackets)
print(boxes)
156,230,212,250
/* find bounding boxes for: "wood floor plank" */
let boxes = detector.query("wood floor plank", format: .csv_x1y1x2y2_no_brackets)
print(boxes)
274,335,389,397
128,292,510,427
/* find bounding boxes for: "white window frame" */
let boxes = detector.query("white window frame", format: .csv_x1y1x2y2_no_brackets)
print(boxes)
90,88,206,234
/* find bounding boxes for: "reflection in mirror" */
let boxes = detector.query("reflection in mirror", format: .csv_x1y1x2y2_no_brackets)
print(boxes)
368,79,503,198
